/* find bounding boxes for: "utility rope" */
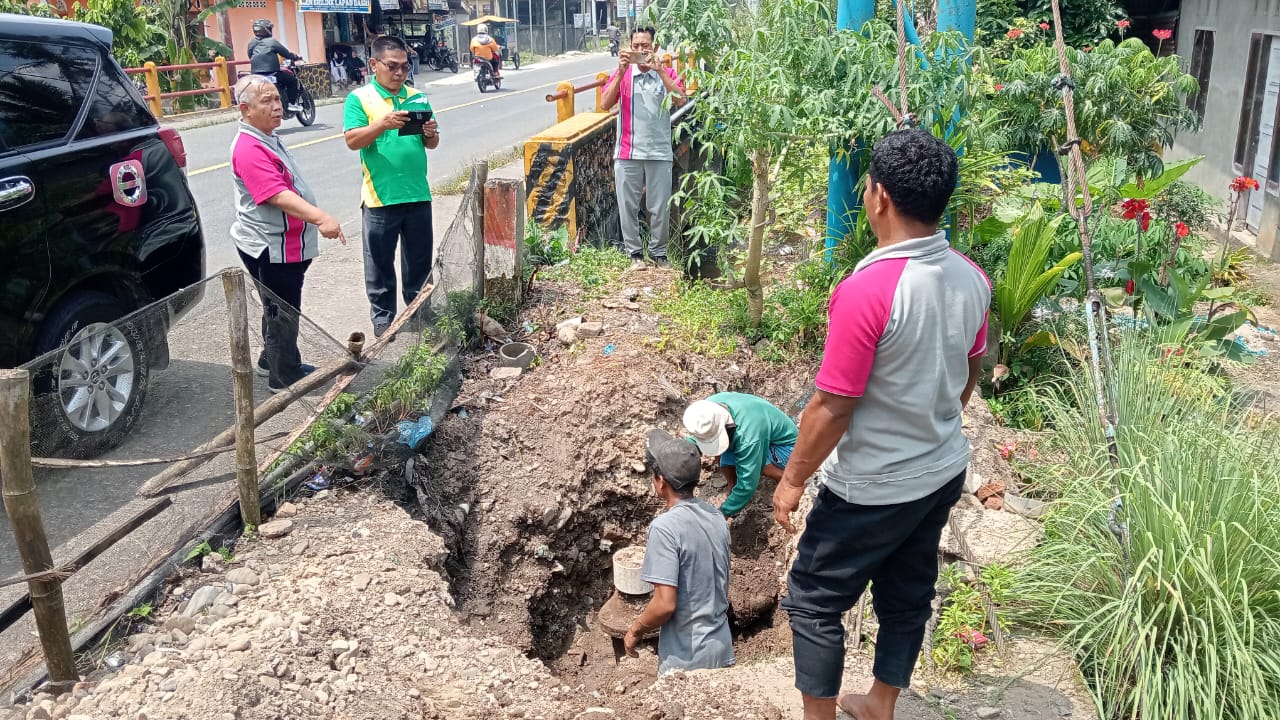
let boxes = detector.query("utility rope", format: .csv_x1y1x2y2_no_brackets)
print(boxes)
1047,0,1129,562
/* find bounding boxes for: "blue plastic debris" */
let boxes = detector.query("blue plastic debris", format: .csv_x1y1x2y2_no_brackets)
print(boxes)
396,416,435,452
603,343,617,356
305,469,331,491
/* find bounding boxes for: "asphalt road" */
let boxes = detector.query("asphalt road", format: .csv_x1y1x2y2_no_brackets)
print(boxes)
0,52,614,581
188,52,615,276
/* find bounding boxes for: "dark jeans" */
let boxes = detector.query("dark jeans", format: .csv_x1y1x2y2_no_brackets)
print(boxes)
362,201,433,329
238,248,311,387
782,471,965,697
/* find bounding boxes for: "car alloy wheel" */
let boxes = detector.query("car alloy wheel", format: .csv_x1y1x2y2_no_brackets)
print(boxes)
57,322,137,433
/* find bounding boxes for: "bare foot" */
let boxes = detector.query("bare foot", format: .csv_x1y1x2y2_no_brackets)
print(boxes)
837,691,892,720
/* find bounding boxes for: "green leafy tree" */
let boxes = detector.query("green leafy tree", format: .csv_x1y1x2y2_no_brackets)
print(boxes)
977,0,1122,46
0,0,58,16
983,37,1199,184
72,0,167,67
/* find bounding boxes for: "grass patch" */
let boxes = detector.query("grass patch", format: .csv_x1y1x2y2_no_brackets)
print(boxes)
433,144,525,196
654,282,747,358
541,244,630,297
1012,335,1280,720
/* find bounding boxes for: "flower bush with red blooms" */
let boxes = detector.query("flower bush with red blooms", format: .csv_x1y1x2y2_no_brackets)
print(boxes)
1121,198,1152,231
1175,221,1190,238
994,83,1004,91
1153,29,1172,40
1116,19,1130,29
1039,22,1050,30
1007,28,1023,39
1231,176,1261,193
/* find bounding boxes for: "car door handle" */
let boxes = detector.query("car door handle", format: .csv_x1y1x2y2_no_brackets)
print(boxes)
0,177,35,211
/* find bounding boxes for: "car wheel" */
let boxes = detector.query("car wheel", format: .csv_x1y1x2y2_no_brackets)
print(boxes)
30,292,150,459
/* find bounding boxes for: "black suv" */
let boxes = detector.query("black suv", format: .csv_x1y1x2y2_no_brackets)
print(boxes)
1,15,205,457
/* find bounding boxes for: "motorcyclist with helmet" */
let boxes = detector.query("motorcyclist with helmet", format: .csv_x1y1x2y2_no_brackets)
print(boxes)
248,19,304,113
469,23,502,78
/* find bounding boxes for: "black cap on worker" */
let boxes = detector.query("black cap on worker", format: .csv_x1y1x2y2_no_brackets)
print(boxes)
645,429,702,490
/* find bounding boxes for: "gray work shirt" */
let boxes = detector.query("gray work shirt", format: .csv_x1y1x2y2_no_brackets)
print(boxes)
611,65,681,161
640,498,735,675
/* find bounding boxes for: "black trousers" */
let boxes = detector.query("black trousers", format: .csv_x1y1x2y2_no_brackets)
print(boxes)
272,70,299,106
782,471,965,697
361,201,433,329
238,248,310,387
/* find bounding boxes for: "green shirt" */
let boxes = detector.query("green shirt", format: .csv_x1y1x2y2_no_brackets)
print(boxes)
700,392,799,517
343,81,433,208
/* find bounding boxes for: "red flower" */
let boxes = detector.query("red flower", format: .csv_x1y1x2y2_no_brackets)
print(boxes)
1039,22,1050,30
1175,222,1190,238
1117,19,1131,29
1140,213,1151,231
1125,279,1135,295
1153,29,1173,40
1231,176,1262,192
1083,45,1093,52
1121,198,1149,219
1007,28,1023,39
993,83,1004,91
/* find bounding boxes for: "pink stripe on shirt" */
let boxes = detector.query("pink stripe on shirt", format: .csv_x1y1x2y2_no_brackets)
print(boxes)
814,257,909,398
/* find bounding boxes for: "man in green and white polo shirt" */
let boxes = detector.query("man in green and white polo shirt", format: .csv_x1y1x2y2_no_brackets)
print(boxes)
343,35,441,338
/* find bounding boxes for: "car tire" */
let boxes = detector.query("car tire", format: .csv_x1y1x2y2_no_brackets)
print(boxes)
29,292,151,459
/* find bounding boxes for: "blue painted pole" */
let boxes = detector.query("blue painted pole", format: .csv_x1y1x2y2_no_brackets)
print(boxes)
824,0,876,258
936,0,976,38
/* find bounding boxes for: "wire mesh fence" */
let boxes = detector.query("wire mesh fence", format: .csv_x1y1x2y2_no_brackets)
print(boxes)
0,173,490,690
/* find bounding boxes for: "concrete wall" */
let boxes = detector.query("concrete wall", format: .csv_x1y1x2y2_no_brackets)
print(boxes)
1169,0,1280,203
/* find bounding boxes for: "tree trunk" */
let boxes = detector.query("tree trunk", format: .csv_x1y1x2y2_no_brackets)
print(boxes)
746,148,771,329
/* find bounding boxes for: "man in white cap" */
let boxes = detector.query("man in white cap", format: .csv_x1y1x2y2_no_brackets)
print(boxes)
624,429,734,674
683,393,799,518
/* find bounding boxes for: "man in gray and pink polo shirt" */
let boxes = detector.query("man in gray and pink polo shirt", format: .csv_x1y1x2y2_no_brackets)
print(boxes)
601,26,685,270
772,130,991,720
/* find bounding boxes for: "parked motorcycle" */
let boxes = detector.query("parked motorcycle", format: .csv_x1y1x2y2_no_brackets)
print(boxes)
425,37,460,73
236,60,316,126
473,57,501,93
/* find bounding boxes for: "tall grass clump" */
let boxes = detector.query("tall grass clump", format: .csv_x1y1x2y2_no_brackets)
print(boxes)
1013,334,1280,720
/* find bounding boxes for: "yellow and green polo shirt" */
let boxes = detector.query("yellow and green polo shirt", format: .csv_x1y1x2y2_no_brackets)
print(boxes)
343,80,434,208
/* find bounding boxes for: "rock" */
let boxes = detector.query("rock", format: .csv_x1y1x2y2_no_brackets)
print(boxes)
975,481,1005,502
162,616,196,635
183,586,220,617
983,495,1004,510
556,317,582,344
942,507,1043,566
351,574,372,591
575,709,615,720
490,367,523,380
259,675,282,691
226,636,251,652
291,541,310,556
384,593,402,607
159,677,179,693
26,707,50,720
964,470,983,495
1004,493,1048,519
200,554,225,573
977,708,1003,719
225,568,260,586
661,702,685,720
578,322,604,337
258,520,293,539
275,502,298,518
623,288,639,301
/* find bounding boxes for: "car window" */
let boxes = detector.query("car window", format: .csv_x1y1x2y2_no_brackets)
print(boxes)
0,40,96,151
76,58,156,141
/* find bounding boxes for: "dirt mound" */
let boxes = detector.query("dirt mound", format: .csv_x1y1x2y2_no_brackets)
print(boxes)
410,274,815,695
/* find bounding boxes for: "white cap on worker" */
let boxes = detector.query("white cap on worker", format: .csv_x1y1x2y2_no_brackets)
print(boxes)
682,400,732,457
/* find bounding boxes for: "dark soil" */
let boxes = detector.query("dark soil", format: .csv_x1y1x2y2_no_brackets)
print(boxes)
407,269,818,700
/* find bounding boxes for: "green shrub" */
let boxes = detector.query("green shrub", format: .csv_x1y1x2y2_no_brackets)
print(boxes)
1013,336,1280,720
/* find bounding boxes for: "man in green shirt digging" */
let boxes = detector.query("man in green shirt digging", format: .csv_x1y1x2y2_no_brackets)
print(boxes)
343,35,441,339
683,393,799,518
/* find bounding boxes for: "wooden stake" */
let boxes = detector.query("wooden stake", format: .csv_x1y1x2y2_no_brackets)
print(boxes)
223,269,261,529
472,160,489,298
0,369,79,685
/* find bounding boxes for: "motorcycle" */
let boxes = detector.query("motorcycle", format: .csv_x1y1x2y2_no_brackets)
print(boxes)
608,37,619,56
473,57,501,93
425,37,460,73
236,59,316,126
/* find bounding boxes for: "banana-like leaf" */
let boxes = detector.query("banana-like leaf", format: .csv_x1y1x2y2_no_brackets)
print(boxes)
994,203,1082,343
1116,156,1203,199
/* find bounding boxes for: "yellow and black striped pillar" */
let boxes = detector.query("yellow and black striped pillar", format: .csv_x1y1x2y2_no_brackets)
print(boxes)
524,112,617,245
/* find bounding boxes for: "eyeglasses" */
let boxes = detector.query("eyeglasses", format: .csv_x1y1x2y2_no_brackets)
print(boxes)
379,60,411,74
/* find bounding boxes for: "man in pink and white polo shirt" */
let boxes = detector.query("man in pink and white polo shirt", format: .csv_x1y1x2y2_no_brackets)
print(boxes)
772,130,991,720
601,26,685,270
230,75,345,394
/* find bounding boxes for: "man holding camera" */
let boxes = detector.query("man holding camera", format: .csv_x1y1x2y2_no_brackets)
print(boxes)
601,26,685,270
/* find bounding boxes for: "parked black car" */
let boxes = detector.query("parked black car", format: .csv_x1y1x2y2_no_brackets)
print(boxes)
0,14,206,457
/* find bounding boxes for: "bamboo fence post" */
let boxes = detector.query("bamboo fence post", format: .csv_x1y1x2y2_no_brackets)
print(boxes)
222,269,261,529
472,160,489,298
0,369,79,685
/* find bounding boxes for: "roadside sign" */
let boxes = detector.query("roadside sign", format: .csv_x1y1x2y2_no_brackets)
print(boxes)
300,0,370,11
